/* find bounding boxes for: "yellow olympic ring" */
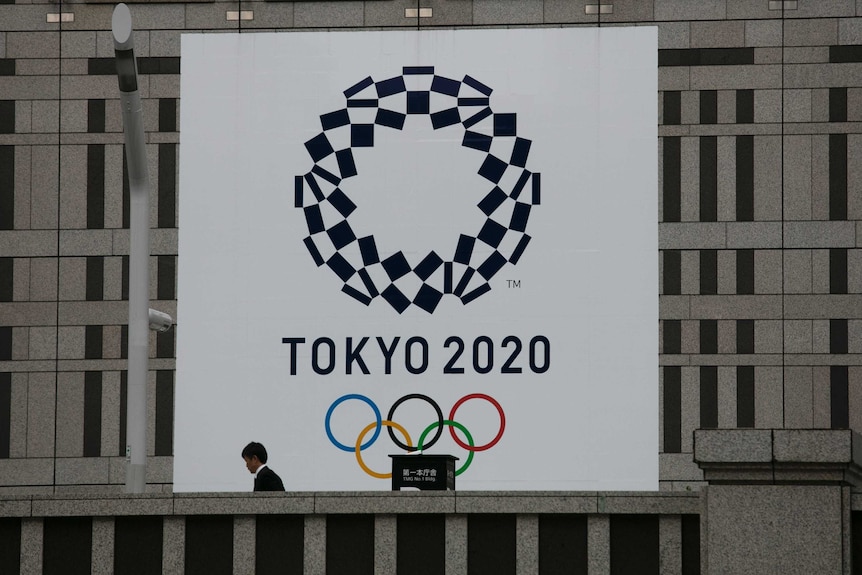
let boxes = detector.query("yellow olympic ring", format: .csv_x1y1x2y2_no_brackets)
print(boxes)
354,420,413,479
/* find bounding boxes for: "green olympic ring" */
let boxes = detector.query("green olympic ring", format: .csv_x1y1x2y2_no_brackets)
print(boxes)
417,420,475,476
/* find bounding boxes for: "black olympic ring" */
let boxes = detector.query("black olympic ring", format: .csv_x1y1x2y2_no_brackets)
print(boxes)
386,393,444,452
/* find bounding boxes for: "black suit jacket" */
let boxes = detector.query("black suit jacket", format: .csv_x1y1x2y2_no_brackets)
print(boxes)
254,466,285,491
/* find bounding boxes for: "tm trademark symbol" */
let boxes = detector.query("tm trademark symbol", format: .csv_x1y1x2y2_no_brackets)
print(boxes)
506,280,521,288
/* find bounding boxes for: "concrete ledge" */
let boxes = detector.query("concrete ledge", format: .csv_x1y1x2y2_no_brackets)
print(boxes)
174,492,314,515
694,429,862,486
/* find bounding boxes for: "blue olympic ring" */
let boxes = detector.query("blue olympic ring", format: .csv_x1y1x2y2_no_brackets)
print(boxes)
325,394,382,452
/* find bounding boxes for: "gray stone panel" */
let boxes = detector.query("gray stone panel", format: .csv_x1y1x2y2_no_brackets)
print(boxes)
374,514,396,575
456,493,596,514
59,231,114,257
58,257,85,302
12,259,29,303
694,429,772,463
58,145,88,230
680,91,699,125
717,366,735,428
149,30,182,58
787,0,855,19
726,0,775,19
784,366,814,428
92,517,114,575
163,516,185,575
784,18,839,46
587,515,609,575
680,251,699,295
783,135,812,220
0,303,56,327
233,515,255,575
599,0,655,23
773,429,854,462
20,518,43,575
304,515,326,575
784,89,812,122
839,16,862,43
726,222,782,249
0,458,53,485
58,301,130,326
680,367,699,452
785,320,813,353
471,0,543,24
55,457,111,485
28,327,56,361
184,3,240,31
754,366,783,428
691,64,781,91
784,221,856,248
691,20,743,48
0,76,59,100
10,374,28,458
717,136,735,221
31,100,58,134
173,493,314,515
100,371,120,457
812,320,831,354
6,31,59,58
657,21,690,49
717,250,735,295
655,0,725,21
849,135,862,219
744,20,782,47
55,371,84,458
31,146,60,230
60,31,97,58
28,258,58,301
784,46,830,64
691,295,782,319
293,1,364,28
785,62,862,89
812,250,831,294
754,250,782,294
239,2,295,29
783,249,812,293
659,453,704,481
705,485,843,575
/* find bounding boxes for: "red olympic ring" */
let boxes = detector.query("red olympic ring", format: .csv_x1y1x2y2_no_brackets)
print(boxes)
448,393,505,452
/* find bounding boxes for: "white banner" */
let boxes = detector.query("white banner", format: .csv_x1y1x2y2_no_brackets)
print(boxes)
176,28,658,491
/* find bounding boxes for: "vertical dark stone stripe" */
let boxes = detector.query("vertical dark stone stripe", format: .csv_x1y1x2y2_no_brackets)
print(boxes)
87,99,105,133
737,366,755,428
85,256,104,301
700,366,718,429
663,366,682,453
610,515,659,575
87,144,105,229
0,101,14,133
83,371,102,457
255,516,304,575
663,91,681,125
700,136,718,222
121,324,128,359
0,258,12,301
663,137,681,222
185,516,233,575
0,326,12,360
396,515,445,575
829,88,848,122
157,255,176,300
0,518,21,575
119,371,127,456
158,99,177,132
154,370,173,456
737,319,755,353
156,327,175,358
84,325,103,359
831,366,849,429
700,320,717,354
700,249,717,295
736,249,755,294
43,517,92,575
538,515,588,575
0,372,10,459
736,135,754,221
663,250,681,295
681,515,701,575
831,319,849,354
468,515,516,575
663,320,681,354
700,90,717,124
736,89,754,123
122,148,130,229
121,255,130,300
830,248,848,294
829,134,847,220
0,146,14,230
115,516,163,575
326,515,374,575
158,143,177,228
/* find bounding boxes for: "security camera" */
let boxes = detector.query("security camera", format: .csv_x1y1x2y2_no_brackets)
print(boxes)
148,308,173,332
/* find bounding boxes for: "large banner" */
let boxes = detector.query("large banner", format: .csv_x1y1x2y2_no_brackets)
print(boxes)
176,28,658,492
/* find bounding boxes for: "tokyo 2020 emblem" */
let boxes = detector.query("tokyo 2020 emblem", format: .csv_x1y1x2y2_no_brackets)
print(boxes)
295,67,541,313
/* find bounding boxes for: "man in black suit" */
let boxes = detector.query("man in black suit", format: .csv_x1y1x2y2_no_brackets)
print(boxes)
241,441,285,491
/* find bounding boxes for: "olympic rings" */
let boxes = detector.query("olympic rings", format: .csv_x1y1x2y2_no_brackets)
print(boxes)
386,393,443,452
354,420,413,479
448,393,506,452
326,393,506,479
418,420,474,476
325,394,381,452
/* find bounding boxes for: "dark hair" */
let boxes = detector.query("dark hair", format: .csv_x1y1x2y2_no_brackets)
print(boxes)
241,441,268,463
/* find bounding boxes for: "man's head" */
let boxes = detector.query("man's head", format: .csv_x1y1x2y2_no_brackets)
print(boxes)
241,441,268,474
